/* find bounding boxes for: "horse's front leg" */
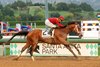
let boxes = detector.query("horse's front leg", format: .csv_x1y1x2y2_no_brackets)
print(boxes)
65,45,77,58
70,43,81,55
57,37,77,58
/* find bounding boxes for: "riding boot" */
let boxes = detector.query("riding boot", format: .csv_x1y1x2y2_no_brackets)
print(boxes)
48,28,53,35
43,29,48,35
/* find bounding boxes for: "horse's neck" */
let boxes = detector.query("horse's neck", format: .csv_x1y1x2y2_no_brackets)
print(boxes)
61,27,70,34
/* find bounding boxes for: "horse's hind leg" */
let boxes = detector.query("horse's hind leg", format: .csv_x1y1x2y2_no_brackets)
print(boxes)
65,45,77,58
14,42,30,60
30,44,37,61
28,37,38,61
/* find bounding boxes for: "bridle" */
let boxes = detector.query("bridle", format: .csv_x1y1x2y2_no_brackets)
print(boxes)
73,24,82,36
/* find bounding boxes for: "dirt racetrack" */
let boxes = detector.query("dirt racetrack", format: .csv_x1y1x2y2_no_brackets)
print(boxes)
0,56,100,67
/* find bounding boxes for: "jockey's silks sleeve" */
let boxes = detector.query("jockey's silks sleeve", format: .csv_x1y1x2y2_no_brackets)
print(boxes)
48,18,64,27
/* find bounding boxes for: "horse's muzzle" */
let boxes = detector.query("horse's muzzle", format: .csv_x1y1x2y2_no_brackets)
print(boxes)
78,33,83,38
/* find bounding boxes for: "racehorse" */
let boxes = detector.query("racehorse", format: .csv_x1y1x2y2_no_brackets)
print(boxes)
12,21,82,61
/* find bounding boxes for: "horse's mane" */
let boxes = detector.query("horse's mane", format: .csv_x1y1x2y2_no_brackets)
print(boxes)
61,21,80,28
55,21,80,29
67,21,77,25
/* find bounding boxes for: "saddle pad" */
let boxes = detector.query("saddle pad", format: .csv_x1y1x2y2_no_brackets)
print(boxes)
42,30,54,38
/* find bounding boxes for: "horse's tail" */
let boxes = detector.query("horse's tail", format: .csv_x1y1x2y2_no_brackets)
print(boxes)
5,31,29,44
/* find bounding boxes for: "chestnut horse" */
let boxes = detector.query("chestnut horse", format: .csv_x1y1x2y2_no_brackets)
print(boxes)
14,21,82,61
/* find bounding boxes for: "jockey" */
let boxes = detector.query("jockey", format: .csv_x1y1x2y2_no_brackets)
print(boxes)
44,16,64,35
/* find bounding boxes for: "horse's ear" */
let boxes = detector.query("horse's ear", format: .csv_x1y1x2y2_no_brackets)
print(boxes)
75,21,81,24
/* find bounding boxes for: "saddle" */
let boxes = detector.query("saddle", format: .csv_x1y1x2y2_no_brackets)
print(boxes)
42,29,54,38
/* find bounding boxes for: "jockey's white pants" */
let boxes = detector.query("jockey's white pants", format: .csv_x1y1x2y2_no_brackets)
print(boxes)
45,19,56,28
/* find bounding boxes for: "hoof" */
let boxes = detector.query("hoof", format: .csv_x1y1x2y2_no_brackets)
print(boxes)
73,56,82,61
78,52,81,55
31,56,35,61
13,58,19,60
74,56,78,59
76,57,81,60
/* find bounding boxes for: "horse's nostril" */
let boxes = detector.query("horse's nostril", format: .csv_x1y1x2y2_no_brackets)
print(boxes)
79,34,83,38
